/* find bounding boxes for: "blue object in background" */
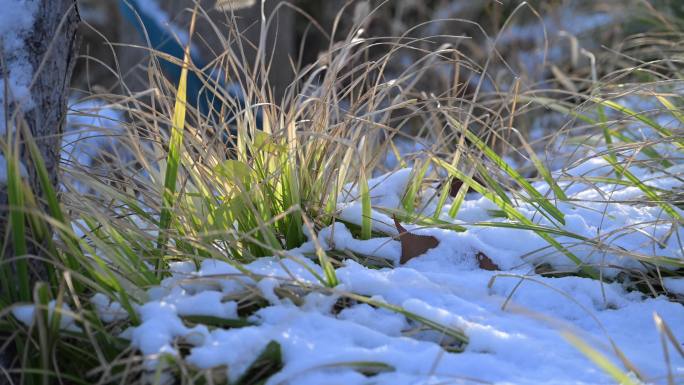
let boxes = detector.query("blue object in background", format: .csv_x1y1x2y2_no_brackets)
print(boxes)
118,0,261,133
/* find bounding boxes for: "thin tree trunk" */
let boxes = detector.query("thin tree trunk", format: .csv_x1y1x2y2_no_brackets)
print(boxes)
24,1,81,194
0,0,80,381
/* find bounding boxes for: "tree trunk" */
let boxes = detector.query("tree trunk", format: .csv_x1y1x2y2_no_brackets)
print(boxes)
24,1,81,193
0,0,80,381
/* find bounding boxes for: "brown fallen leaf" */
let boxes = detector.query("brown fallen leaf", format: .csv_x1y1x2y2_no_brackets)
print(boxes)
394,216,440,264
476,251,499,271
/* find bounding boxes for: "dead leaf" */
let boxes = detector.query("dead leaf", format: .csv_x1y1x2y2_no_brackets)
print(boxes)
394,217,440,264
476,251,499,271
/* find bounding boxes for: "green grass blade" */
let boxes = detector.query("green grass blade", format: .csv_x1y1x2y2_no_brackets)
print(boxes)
475,162,513,204
518,96,672,167
447,176,470,218
285,121,304,248
402,159,430,216
434,116,469,220
602,156,683,223
433,177,453,220
302,216,338,288
592,97,683,149
655,95,684,126
512,128,569,201
596,101,620,178
377,207,466,232
432,156,599,279
6,149,29,301
359,167,372,240
156,39,191,271
443,114,566,225
23,126,83,282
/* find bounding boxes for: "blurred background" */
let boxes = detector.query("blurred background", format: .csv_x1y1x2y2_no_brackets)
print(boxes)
73,0,683,98
65,1,684,173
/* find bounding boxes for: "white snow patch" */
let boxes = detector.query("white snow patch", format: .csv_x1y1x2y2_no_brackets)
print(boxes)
663,278,684,296
121,254,684,384
64,99,126,167
318,222,401,264
91,293,128,323
12,300,81,332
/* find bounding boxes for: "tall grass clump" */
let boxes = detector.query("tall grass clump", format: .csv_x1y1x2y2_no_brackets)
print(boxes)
1,3,476,382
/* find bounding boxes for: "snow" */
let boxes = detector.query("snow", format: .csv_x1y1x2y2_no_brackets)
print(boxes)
64,99,126,167
115,161,684,384
63,98,156,194
318,223,401,264
126,300,209,367
121,251,684,384
663,278,684,296
12,300,82,333
91,293,128,323
0,0,39,135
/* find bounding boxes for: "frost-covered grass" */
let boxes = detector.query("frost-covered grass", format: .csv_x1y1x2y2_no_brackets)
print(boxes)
2,2,684,384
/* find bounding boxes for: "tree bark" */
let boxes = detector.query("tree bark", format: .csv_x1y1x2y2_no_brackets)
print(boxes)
0,0,80,381
24,1,81,193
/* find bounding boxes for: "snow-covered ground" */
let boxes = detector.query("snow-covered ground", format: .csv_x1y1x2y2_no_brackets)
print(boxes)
66,160,682,385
